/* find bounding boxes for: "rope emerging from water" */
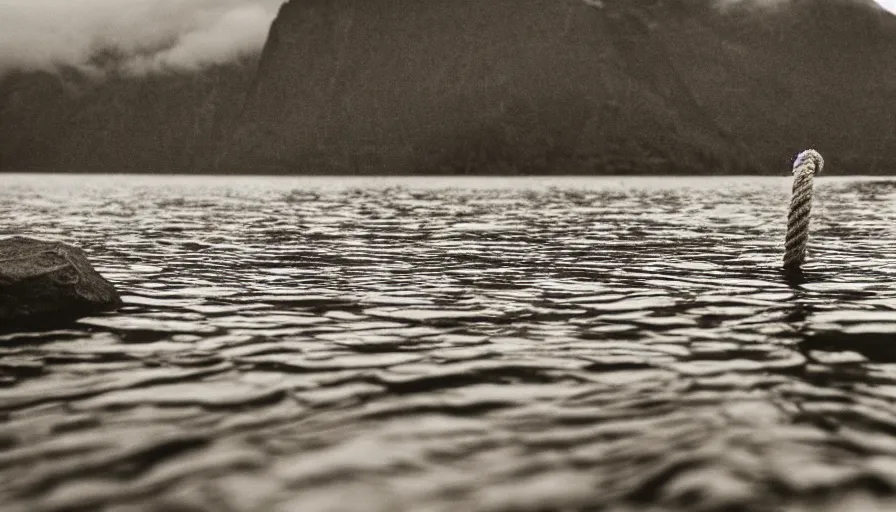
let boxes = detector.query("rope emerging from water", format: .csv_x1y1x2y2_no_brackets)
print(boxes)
783,149,824,271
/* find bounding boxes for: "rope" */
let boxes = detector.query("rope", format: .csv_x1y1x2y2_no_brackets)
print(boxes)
783,149,824,271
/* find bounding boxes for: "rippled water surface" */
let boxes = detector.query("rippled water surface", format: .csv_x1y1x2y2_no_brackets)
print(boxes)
2,175,896,512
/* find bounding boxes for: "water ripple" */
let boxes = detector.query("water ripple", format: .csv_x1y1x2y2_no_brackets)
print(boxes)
1,175,896,511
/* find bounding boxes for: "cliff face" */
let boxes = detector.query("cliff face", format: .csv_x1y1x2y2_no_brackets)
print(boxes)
2,0,895,175
226,0,896,174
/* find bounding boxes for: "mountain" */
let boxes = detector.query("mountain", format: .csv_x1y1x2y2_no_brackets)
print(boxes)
0,60,256,173
2,0,895,175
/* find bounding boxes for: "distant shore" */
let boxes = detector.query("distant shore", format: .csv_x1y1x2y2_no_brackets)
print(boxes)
3,0,895,177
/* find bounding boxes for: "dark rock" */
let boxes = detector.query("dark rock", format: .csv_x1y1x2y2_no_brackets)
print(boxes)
0,237,122,328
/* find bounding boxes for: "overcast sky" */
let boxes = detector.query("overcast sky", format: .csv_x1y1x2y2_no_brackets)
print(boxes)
874,0,896,12
0,0,284,76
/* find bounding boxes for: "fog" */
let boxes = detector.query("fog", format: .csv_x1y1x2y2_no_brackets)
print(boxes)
717,0,895,11
0,0,284,76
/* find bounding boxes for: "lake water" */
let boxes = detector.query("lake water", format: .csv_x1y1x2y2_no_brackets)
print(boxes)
1,174,896,512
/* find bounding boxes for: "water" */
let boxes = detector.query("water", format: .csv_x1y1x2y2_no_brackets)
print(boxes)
1,174,896,512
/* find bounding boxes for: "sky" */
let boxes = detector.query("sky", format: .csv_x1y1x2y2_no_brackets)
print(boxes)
0,0,894,77
0,0,284,76
878,0,896,12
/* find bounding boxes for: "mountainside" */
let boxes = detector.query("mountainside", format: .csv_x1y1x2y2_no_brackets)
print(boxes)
2,0,896,174
0,60,257,173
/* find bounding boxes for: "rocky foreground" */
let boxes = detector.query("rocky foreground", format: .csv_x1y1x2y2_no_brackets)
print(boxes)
0,237,121,327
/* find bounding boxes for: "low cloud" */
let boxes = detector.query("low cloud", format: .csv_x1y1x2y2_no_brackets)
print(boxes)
714,0,893,11
712,0,791,9
0,0,284,76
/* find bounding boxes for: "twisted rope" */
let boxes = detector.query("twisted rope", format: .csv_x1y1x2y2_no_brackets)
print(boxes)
783,149,824,271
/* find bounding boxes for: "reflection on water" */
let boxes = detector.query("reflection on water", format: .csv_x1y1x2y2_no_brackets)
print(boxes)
1,175,896,511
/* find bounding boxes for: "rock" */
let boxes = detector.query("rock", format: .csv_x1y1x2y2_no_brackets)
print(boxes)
0,237,122,328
